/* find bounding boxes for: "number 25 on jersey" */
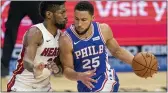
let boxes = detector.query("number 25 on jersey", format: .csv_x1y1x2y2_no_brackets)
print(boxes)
82,56,100,69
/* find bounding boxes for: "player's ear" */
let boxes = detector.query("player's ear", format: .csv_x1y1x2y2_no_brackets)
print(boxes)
46,11,53,19
91,15,94,21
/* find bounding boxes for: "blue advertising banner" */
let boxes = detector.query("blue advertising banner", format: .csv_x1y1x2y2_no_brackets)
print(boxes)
107,45,167,72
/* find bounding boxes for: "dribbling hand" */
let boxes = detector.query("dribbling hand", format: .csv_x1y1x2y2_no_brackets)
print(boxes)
77,69,97,90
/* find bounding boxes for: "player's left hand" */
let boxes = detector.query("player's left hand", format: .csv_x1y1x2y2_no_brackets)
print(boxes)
46,61,59,75
77,69,97,90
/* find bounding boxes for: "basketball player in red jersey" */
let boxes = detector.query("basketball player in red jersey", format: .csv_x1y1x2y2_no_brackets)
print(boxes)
7,1,67,92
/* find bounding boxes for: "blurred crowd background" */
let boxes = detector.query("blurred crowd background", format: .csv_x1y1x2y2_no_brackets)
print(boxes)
1,1,167,92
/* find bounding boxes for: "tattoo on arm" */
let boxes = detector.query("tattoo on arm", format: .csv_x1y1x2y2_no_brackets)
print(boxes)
22,27,42,72
23,60,34,72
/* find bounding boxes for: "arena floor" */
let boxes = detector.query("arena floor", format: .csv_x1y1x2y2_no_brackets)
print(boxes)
1,72,167,92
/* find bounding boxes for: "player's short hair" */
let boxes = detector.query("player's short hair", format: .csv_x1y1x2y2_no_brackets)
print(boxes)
75,1,94,15
39,1,65,18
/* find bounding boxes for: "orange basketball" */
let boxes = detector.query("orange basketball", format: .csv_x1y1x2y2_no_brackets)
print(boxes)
132,52,158,78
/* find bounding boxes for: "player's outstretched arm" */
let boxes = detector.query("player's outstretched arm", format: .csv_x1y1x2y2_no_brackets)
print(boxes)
100,23,134,65
59,33,97,89
59,33,80,80
23,27,44,77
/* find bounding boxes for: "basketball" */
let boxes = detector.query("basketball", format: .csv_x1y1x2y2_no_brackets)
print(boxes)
132,52,158,78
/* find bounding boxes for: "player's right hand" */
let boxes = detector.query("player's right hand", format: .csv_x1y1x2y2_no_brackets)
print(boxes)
77,69,97,90
33,62,45,78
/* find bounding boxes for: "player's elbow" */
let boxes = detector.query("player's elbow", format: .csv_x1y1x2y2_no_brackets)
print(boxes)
112,47,134,65
62,66,68,75
111,47,122,57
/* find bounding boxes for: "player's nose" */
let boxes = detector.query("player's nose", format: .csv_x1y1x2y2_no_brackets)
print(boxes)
78,21,82,27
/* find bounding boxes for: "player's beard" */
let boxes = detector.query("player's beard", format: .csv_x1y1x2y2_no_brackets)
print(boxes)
75,22,92,35
55,23,66,30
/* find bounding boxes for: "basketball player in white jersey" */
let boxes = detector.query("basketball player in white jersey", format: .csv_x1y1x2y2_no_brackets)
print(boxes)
7,1,67,92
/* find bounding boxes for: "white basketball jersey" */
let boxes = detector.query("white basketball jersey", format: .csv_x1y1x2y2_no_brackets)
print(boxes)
7,23,60,91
